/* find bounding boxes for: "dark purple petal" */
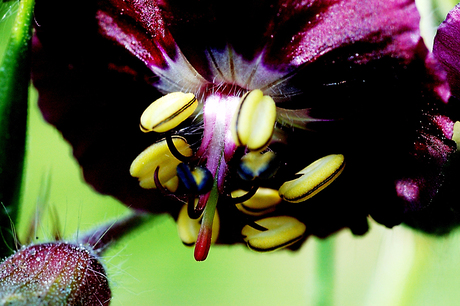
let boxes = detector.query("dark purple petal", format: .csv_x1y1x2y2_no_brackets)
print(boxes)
401,4,460,235
434,4,460,99
92,0,427,98
32,2,180,214
96,0,177,70
147,0,422,71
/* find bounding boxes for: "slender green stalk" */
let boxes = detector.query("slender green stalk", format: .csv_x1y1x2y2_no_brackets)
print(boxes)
0,0,35,258
313,237,336,306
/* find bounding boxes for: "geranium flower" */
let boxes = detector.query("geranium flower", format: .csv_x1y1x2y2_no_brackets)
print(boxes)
32,0,458,260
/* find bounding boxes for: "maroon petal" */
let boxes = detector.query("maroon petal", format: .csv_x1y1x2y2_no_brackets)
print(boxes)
400,4,460,234
32,2,181,214
96,0,177,70
91,1,425,93
434,4,460,99
150,0,421,69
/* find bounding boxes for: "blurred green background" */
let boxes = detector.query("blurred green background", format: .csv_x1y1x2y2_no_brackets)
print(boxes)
3,0,460,305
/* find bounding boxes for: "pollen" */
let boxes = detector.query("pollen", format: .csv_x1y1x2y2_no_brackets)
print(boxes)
176,163,213,194
279,154,345,203
237,150,279,181
232,187,282,216
140,92,198,133
231,89,277,151
241,216,306,252
129,136,193,189
453,121,460,150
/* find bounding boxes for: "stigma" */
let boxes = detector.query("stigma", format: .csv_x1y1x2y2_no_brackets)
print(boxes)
130,89,345,260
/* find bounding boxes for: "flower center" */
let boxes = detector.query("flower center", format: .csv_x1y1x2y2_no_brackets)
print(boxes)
130,88,345,260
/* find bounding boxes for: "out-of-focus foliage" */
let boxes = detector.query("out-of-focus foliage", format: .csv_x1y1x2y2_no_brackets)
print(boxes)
0,0,34,259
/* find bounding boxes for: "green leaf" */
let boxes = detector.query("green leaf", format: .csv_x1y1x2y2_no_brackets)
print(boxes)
0,0,35,258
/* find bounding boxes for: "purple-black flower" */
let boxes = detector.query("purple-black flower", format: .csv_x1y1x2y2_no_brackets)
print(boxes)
32,0,458,260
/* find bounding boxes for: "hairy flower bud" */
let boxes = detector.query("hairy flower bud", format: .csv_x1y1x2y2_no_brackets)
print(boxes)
0,242,111,305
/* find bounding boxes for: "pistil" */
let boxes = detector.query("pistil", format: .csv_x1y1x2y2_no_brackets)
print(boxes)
197,93,240,187
194,173,220,261
192,93,240,260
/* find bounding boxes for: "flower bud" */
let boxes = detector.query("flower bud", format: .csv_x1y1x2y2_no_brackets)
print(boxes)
0,242,111,305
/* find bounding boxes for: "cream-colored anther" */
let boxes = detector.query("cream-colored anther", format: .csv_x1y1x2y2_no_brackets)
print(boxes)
140,92,198,133
238,150,277,181
177,204,220,246
279,154,345,203
453,121,460,150
242,216,306,252
232,89,277,151
232,188,282,216
129,136,192,189
163,176,179,193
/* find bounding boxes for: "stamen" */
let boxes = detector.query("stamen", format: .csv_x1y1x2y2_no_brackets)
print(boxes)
453,121,460,150
224,199,269,231
237,150,279,181
241,216,306,252
247,220,269,232
228,184,260,204
178,204,200,246
130,136,192,189
231,89,277,151
279,154,345,203
164,177,180,193
154,166,174,194
177,163,197,192
177,204,219,247
176,163,213,194
232,187,282,216
187,195,203,220
166,133,192,163
140,92,198,133
151,166,181,195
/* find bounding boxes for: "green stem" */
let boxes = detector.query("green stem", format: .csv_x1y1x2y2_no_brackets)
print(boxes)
201,178,219,233
0,0,35,258
313,237,336,306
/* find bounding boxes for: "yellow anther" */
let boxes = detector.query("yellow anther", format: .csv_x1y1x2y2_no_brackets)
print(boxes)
232,89,277,151
238,150,278,181
453,121,460,150
232,188,282,216
177,204,219,246
163,176,179,193
279,154,345,203
241,216,306,252
129,136,193,189
140,92,198,133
